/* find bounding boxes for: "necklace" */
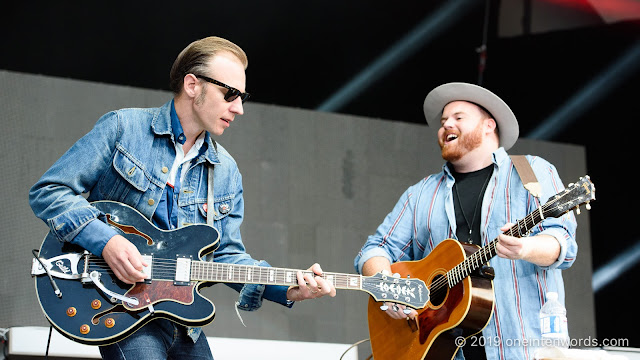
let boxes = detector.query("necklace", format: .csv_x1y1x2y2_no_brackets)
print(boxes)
453,169,492,244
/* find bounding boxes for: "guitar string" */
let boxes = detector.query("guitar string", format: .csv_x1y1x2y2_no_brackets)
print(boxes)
84,260,424,306
85,258,344,279
84,259,359,287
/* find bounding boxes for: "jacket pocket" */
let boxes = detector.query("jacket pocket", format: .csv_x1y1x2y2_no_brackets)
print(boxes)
112,146,151,191
97,145,150,202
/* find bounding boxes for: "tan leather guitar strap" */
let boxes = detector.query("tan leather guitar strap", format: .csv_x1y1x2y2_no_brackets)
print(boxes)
510,155,541,199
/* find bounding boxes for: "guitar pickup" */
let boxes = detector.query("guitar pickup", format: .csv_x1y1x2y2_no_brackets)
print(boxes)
141,254,153,283
174,256,191,285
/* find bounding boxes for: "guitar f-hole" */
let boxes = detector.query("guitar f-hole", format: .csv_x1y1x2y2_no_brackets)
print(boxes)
92,304,140,325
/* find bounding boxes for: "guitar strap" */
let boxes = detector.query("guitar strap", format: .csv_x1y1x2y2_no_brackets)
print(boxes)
206,139,218,227
510,155,541,199
207,163,215,227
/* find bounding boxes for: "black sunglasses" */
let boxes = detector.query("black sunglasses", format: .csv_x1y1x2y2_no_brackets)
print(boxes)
194,74,251,103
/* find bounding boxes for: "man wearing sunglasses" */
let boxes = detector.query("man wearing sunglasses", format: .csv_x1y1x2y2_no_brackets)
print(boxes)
29,36,336,359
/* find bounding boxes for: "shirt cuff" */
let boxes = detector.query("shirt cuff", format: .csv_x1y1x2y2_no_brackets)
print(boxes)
263,284,293,308
70,219,119,256
356,247,394,274
536,228,568,270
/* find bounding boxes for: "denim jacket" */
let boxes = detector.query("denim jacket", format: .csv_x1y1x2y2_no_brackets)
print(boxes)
355,148,578,360
29,100,291,341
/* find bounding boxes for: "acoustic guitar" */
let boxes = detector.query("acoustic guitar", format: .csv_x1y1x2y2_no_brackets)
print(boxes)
367,176,595,360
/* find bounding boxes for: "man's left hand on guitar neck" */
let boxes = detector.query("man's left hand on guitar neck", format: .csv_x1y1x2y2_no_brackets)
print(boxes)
286,263,337,301
496,223,562,267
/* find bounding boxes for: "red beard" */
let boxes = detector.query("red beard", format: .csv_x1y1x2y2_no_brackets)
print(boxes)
440,121,484,162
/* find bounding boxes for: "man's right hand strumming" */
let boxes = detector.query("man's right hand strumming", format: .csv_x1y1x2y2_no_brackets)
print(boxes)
102,234,149,284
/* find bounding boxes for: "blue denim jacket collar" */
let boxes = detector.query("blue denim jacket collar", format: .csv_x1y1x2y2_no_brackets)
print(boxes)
170,100,187,145
151,100,221,166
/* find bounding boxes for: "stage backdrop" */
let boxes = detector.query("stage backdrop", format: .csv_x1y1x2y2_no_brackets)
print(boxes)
0,70,594,358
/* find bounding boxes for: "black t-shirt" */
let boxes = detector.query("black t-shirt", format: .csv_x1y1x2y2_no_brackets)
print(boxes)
450,164,493,247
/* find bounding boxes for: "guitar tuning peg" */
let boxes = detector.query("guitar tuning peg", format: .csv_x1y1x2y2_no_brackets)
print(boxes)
403,308,413,315
576,207,581,215
568,183,574,187
586,202,591,210
392,273,400,278
380,304,389,311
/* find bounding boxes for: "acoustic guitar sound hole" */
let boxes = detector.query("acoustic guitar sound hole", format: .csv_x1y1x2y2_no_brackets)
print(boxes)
429,274,448,307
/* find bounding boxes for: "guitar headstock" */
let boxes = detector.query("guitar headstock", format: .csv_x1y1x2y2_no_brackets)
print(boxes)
362,272,429,309
545,175,595,219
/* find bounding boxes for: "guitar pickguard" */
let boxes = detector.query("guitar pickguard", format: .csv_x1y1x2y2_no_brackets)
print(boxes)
124,281,197,311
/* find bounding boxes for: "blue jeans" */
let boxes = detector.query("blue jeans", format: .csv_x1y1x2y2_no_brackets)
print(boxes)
99,319,214,360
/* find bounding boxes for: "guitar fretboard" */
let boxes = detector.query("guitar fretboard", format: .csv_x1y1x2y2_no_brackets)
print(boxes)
191,262,363,290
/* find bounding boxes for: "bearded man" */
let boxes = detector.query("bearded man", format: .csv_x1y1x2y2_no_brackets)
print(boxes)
354,82,578,360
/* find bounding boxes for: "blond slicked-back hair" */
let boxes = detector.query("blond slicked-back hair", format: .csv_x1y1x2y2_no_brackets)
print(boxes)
169,36,248,94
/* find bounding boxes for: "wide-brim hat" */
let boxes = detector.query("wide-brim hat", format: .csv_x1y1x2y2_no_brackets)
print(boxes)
423,82,519,150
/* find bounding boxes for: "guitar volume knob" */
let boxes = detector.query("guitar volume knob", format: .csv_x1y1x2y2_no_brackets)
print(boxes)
91,299,102,309
104,318,115,328
79,324,90,334
66,307,77,317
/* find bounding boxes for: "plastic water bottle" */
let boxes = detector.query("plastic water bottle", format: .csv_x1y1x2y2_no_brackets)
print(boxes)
539,292,569,348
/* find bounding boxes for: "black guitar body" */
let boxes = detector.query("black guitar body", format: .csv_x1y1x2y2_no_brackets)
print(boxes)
34,201,220,345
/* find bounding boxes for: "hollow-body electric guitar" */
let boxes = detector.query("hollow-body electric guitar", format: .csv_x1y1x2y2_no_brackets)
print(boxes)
32,201,429,346
367,176,595,360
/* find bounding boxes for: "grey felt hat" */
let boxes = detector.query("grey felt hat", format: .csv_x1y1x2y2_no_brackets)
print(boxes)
423,82,519,150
